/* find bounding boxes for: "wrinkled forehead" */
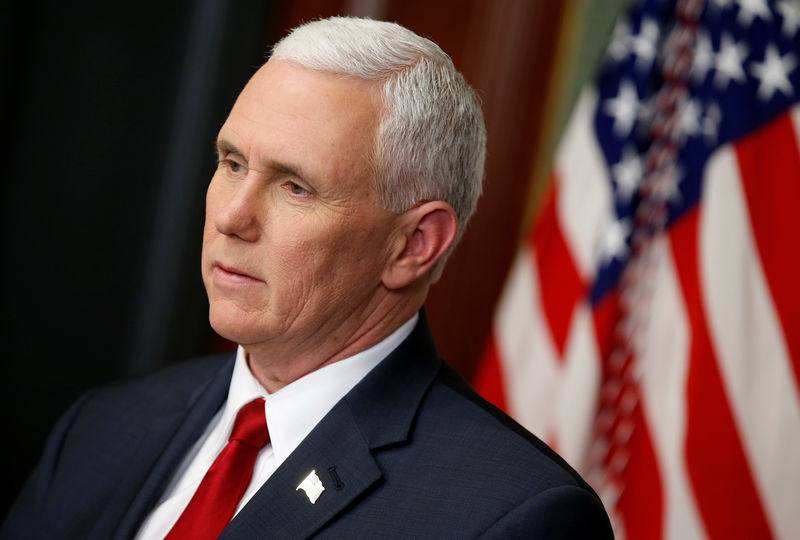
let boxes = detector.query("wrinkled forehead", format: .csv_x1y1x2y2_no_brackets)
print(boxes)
221,60,384,193
246,59,383,114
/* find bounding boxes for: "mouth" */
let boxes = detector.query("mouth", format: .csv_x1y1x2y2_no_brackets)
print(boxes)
213,262,263,285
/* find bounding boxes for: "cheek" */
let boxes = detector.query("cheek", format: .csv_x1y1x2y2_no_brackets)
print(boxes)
262,208,392,293
266,228,350,294
322,223,391,279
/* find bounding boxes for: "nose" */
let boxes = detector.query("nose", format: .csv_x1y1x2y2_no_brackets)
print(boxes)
212,177,261,243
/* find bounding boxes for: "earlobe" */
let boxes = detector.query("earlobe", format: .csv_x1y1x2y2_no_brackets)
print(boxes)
382,201,458,289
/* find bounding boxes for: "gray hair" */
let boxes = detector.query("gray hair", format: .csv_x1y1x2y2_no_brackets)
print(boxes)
270,17,486,274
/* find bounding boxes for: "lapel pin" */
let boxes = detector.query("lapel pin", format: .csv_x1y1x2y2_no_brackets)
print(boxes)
296,469,326,504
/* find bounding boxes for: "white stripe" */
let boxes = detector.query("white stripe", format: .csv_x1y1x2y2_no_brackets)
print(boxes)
700,146,800,540
556,88,615,281
494,249,561,439
638,238,707,540
554,301,602,473
791,104,800,156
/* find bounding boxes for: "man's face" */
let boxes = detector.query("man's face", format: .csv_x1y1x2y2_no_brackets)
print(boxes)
201,60,398,355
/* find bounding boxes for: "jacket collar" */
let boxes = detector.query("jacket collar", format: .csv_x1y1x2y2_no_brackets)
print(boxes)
219,310,442,539
341,309,441,449
106,356,235,540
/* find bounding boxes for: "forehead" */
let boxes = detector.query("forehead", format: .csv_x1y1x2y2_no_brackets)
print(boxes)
220,60,382,184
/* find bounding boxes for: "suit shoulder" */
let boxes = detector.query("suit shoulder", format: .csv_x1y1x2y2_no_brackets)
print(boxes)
2,353,234,540
59,352,234,440
421,362,593,493
342,360,611,538
92,352,233,405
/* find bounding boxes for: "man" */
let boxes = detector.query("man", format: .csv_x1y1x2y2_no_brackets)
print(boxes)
2,17,612,539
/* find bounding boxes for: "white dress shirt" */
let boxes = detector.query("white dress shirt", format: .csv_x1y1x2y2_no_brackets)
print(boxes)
135,314,417,540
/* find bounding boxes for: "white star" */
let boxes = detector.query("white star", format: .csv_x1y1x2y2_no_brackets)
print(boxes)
776,1,800,37
604,80,640,138
707,0,733,17
630,18,660,72
691,31,715,83
702,102,723,144
676,99,703,141
736,0,772,26
607,20,632,62
612,146,644,202
714,33,749,89
598,218,632,266
708,0,735,17
750,45,798,100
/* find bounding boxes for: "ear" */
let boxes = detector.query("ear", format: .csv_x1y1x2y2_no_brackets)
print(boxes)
382,201,458,290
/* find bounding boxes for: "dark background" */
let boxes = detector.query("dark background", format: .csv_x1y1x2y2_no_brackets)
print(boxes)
0,0,565,515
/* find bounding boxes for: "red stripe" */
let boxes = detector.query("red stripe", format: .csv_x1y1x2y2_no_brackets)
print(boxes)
670,208,774,539
531,175,587,358
616,402,664,540
590,290,621,361
734,111,800,394
592,292,664,540
472,332,509,412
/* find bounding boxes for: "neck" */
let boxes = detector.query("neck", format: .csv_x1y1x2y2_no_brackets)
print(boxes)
244,289,426,393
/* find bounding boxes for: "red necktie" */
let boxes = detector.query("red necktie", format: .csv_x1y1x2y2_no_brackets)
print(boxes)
165,398,269,540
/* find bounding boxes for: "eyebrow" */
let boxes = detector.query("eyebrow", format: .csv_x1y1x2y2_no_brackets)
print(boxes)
215,138,311,184
215,139,241,158
268,160,309,184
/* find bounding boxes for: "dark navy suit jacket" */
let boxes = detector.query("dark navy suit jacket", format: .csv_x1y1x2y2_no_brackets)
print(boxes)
2,315,613,539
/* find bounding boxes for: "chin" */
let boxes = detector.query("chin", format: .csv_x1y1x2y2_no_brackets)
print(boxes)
208,302,266,346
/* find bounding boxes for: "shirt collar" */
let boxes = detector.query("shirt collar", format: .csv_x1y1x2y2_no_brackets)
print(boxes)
221,313,419,466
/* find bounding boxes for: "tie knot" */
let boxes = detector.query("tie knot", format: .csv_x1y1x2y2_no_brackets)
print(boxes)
229,398,269,448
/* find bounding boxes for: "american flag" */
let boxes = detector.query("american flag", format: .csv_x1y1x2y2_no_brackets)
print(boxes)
473,0,800,538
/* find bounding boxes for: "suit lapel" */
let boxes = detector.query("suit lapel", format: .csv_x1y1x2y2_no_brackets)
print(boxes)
101,355,235,540
220,404,381,539
220,311,442,539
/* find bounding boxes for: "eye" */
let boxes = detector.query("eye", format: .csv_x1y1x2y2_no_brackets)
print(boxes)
219,158,246,175
284,181,310,196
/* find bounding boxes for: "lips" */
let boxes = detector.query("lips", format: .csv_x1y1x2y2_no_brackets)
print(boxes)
213,262,263,286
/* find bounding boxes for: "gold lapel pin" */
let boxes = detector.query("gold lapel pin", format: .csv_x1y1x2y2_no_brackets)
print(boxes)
296,470,326,504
